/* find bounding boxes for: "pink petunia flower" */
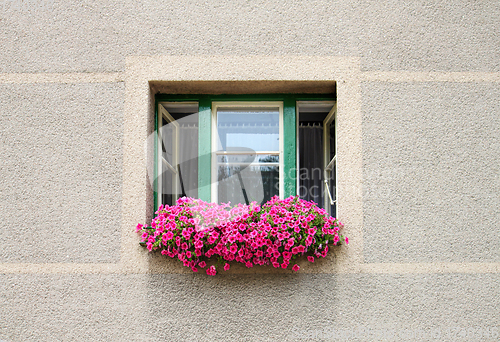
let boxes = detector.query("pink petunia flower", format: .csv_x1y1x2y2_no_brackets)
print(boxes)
206,265,217,276
139,196,347,276
307,228,316,236
224,263,230,271
292,264,300,272
305,236,313,246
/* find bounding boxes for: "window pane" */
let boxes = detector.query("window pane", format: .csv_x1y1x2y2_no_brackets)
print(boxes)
217,107,279,151
218,164,279,205
158,103,199,206
327,163,336,217
329,120,336,160
175,113,199,199
297,101,335,212
161,117,174,165
161,167,174,206
217,154,279,165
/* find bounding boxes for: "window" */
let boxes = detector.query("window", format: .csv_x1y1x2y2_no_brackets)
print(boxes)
297,101,337,216
212,102,283,205
155,94,337,216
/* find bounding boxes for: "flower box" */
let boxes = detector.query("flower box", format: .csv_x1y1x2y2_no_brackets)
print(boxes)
137,196,347,275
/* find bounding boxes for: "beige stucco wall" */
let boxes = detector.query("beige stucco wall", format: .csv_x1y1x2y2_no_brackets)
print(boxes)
0,1,499,341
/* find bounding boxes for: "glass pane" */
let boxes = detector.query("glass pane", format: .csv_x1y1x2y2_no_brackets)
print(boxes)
158,103,199,205
161,167,174,206
217,154,279,165
217,107,279,151
160,117,174,165
217,164,279,205
175,113,199,199
329,119,335,160
327,164,336,217
298,101,335,211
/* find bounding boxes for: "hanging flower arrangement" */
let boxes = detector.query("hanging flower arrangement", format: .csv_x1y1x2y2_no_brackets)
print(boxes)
136,195,348,276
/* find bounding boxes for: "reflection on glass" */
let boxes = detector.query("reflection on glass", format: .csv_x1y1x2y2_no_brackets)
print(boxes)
329,120,335,160
217,107,279,151
329,163,336,217
161,118,174,165
216,106,280,205
161,168,174,207
158,102,199,205
218,165,279,205
217,154,279,165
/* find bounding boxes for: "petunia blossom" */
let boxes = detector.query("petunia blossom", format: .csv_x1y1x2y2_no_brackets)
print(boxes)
137,196,347,275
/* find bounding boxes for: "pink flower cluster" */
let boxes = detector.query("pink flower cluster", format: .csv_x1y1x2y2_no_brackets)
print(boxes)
136,196,347,276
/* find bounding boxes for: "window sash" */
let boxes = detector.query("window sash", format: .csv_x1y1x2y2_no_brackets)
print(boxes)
323,103,337,217
157,104,179,206
211,101,284,204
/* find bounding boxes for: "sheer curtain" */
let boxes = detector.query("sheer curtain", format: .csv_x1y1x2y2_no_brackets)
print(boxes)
178,124,198,198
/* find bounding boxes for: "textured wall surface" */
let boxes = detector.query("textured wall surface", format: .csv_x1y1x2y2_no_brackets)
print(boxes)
0,0,499,341
0,274,146,341
1,0,498,73
0,273,498,341
362,82,500,263
0,83,123,263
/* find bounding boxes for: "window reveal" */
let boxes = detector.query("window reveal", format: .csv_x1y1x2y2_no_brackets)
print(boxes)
155,95,337,217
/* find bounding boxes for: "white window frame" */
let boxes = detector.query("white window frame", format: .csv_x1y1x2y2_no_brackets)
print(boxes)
157,104,180,205
323,103,337,215
296,100,337,216
211,101,284,203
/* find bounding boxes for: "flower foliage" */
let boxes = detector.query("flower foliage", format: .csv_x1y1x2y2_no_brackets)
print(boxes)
136,196,347,275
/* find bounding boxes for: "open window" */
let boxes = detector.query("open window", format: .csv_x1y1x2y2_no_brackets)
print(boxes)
297,102,337,217
156,102,199,206
155,95,336,217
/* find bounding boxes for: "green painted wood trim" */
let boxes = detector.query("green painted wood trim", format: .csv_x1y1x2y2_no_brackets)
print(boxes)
283,97,297,198
153,98,159,211
156,94,335,102
198,98,211,202
155,93,335,204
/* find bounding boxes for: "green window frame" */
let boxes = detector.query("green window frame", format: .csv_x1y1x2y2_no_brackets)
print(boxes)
154,94,336,214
